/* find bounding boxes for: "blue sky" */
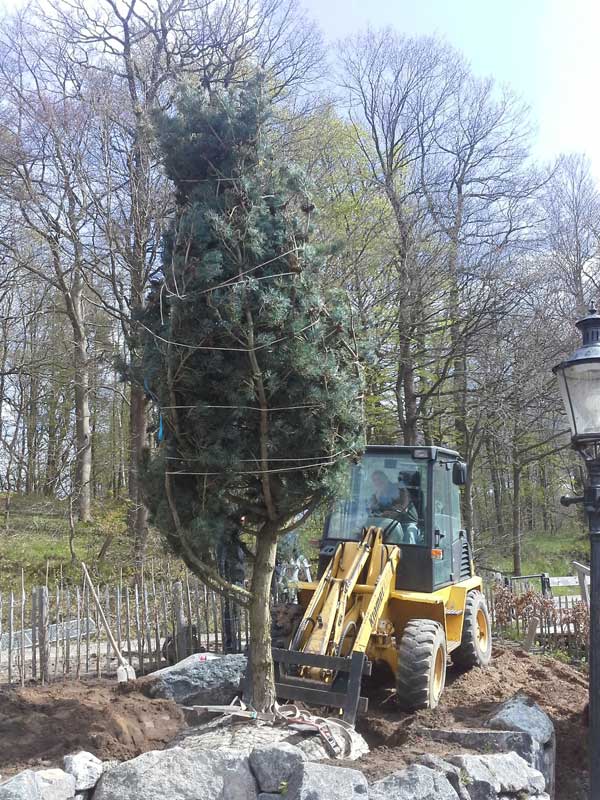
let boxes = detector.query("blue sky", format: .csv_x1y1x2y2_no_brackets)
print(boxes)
303,0,600,174
1,0,596,173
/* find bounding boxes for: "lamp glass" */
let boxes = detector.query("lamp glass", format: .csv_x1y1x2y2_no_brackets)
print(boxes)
558,361,600,437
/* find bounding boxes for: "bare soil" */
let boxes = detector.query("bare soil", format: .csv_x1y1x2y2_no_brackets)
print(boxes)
0,645,588,799
354,644,588,800
0,679,185,777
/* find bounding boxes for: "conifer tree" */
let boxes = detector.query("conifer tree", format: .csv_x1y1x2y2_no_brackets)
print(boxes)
143,78,364,709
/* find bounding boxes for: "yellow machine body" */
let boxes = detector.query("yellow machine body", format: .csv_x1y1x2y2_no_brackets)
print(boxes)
294,528,481,680
272,446,491,722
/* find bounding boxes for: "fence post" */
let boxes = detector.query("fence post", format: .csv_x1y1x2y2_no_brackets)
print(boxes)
573,561,591,608
523,616,539,652
75,586,81,679
8,591,13,686
20,570,25,686
38,586,49,685
541,573,551,597
172,580,187,661
31,588,37,680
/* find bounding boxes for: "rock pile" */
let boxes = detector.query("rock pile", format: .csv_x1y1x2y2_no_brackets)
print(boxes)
0,651,556,800
0,742,551,800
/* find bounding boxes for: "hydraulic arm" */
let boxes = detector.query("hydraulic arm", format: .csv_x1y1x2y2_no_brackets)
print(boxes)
273,527,400,722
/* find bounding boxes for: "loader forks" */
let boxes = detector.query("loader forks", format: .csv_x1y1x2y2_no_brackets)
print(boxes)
273,527,399,723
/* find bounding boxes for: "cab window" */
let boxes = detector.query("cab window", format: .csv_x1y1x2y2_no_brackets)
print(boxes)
325,452,428,546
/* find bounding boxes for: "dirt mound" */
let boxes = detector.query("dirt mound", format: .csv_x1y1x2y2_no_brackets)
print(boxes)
0,679,185,776
355,644,588,800
0,646,588,799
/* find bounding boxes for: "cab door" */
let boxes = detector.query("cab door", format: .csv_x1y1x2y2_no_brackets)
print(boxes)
432,461,454,588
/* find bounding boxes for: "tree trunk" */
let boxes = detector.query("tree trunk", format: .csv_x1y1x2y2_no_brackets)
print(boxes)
128,382,149,577
512,461,522,576
73,326,92,522
44,391,58,497
486,437,505,540
463,465,475,550
25,313,39,494
540,461,549,534
396,337,418,445
248,525,279,711
25,378,38,494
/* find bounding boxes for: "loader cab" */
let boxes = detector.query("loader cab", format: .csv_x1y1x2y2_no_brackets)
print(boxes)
321,445,473,593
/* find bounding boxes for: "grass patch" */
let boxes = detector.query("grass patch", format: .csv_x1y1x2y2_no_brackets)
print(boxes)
488,526,589,579
0,494,174,592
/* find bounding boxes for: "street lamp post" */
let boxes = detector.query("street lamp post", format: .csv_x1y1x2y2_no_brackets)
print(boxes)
553,304,600,800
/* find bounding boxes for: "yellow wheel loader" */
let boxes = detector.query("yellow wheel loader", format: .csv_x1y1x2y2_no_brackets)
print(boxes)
272,445,491,724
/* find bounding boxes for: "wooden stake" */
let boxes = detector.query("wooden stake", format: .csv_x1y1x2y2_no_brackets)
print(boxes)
20,570,25,686
38,586,49,685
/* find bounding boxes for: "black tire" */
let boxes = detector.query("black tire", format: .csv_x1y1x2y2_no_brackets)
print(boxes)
452,590,492,669
396,619,447,710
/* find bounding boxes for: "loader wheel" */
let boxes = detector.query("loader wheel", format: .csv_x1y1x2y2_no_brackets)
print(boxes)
396,619,447,710
452,590,492,669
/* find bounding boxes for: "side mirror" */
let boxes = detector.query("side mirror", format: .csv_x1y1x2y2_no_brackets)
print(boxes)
452,461,468,486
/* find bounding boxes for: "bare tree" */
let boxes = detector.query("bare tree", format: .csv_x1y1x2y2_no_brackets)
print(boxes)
542,153,600,313
417,72,539,534
338,29,464,445
0,15,100,520
33,0,325,572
